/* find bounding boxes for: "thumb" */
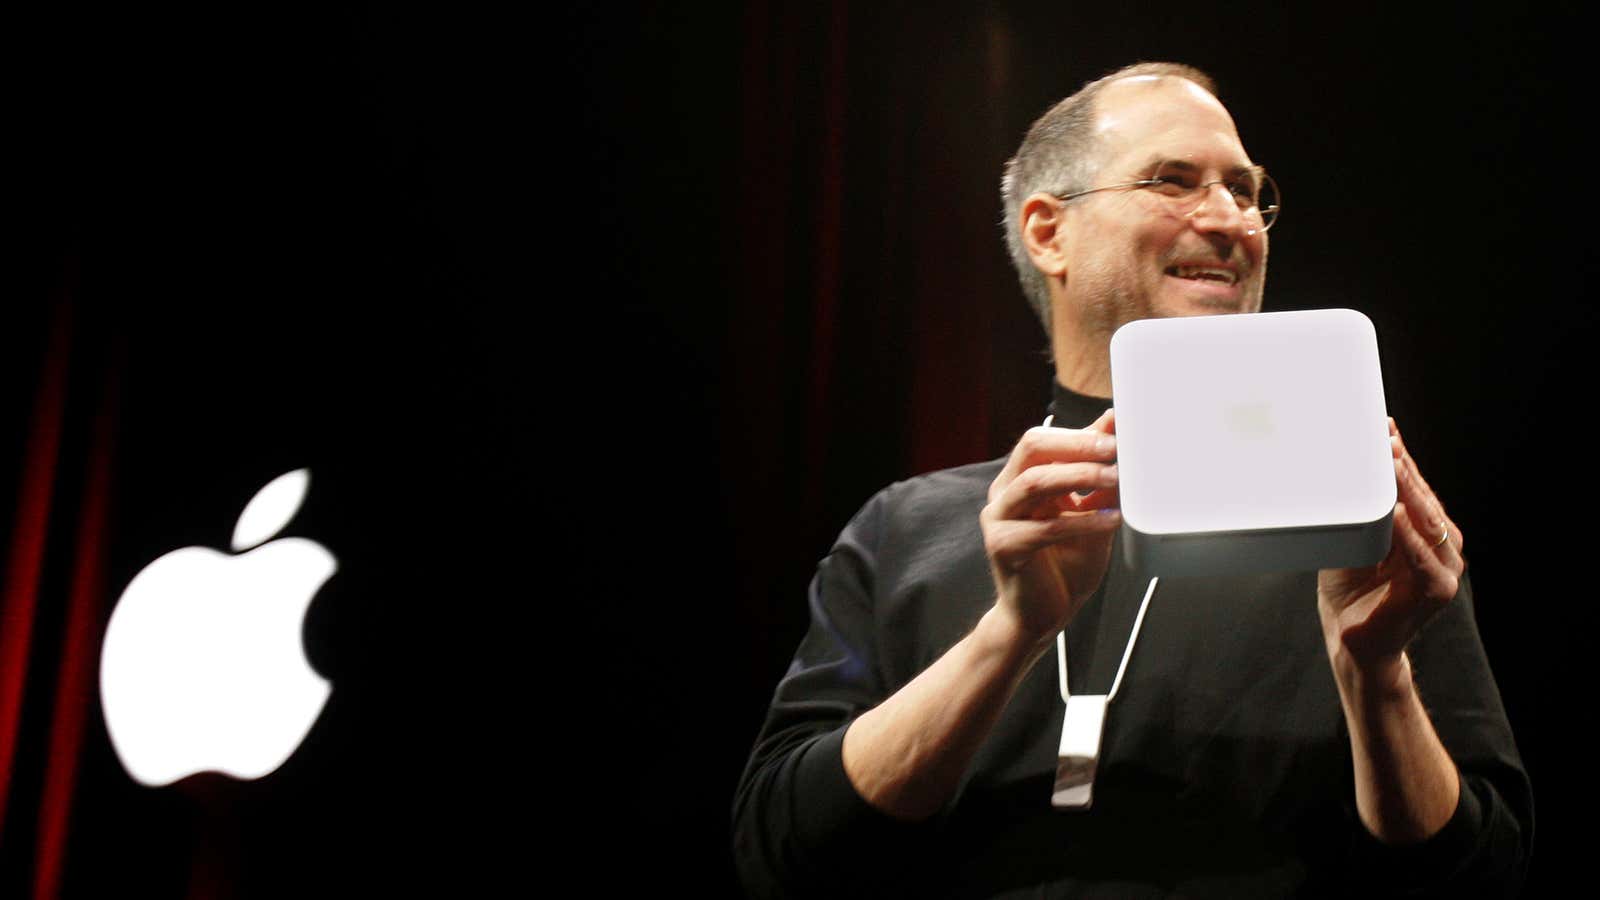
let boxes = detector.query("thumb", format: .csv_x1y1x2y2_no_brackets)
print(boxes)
1086,407,1116,435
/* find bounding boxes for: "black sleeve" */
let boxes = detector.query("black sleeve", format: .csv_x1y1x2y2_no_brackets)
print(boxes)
1346,574,1534,897
730,492,932,899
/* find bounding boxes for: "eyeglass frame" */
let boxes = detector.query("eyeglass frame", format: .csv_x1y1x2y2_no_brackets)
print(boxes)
1051,162,1280,232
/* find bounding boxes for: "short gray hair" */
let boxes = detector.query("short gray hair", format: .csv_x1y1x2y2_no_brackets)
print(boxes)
999,62,1219,334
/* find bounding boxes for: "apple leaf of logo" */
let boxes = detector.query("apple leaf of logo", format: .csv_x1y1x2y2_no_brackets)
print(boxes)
232,468,311,551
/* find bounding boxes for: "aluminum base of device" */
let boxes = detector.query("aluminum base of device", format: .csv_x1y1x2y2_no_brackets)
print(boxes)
1121,510,1393,578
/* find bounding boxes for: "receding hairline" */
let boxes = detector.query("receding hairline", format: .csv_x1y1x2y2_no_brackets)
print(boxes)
1092,63,1219,101
1075,73,1244,185
1059,68,1226,177
1089,73,1232,135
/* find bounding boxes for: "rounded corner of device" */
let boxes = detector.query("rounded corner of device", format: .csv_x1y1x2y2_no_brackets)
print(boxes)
1116,504,1159,540
1339,502,1397,569
1350,307,1377,334
1117,518,1151,568
1109,316,1155,349
1109,323,1133,357
1324,306,1377,341
1352,481,1398,528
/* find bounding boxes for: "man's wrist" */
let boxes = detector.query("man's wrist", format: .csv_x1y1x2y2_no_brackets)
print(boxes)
978,604,1058,671
1330,647,1416,714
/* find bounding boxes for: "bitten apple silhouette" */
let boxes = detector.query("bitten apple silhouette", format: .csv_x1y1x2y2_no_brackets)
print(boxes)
100,469,336,787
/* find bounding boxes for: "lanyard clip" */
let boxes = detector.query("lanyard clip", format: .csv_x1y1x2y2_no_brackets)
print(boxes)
1052,693,1108,808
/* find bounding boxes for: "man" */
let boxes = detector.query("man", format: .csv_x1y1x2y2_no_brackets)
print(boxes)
733,63,1531,897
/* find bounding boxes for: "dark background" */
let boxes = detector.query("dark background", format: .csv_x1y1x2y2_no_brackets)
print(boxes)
3,2,1590,896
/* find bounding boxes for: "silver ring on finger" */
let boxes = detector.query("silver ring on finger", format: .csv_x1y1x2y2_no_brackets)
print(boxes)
1431,521,1449,549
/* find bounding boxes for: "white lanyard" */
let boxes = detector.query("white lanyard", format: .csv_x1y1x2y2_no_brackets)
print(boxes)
1040,412,1161,809
1052,576,1158,809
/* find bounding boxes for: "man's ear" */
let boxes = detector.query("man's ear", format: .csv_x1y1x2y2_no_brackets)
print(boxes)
1020,193,1069,279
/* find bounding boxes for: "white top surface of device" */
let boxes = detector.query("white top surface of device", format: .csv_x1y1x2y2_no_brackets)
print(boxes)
1109,308,1395,541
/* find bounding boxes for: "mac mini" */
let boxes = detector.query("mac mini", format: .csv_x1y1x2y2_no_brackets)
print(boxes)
1108,308,1395,576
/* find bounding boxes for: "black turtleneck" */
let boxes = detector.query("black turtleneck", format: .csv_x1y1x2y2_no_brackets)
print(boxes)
735,382,1532,898
1048,379,1113,431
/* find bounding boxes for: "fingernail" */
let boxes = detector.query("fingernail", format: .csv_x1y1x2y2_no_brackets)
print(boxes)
1095,434,1115,454
1102,464,1119,485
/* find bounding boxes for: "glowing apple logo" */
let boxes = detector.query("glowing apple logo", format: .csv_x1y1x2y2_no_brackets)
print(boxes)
100,469,336,787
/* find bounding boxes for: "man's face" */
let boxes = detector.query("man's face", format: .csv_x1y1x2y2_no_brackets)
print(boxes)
1058,77,1268,333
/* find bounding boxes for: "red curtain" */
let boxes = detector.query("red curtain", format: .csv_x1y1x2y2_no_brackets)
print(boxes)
0,288,119,899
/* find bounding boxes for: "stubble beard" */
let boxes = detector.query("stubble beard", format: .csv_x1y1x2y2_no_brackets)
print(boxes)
1068,252,1158,341
1056,249,1268,380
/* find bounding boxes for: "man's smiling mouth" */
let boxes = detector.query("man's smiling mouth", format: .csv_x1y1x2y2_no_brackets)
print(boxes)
1165,265,1238,285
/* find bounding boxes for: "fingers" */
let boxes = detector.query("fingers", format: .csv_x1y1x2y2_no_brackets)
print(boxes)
987,461,1119,521
982,413,1123,575
1335,501,1458,663
983,512,1122,570
1396,458,1461,562
1391,502,1460,604
992,423,1117,500
1070,483,1122,512
1321,420,1466,660
1390,421,1464,560
1086,407,1116,435
1387,420,1464,602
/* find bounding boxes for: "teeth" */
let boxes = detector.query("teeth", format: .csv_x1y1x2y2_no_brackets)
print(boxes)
1172,266,1237,285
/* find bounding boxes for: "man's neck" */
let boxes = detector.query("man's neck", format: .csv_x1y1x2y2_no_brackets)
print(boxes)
1051,347,1113,399
1049,303,1114,397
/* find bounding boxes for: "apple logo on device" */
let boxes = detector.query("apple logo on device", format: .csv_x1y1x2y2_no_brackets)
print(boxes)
100,469,336,787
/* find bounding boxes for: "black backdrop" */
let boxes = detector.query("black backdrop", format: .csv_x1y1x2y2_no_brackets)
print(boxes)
3,2,1593,896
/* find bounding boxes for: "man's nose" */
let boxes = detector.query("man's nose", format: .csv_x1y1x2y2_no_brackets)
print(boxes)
1186,183,1251,238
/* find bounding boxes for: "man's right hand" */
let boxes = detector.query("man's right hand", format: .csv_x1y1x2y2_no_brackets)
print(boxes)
842,408,1122,820
980,408,1121,648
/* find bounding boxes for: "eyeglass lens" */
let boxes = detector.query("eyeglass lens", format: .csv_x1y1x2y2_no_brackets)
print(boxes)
1151,161,1278,230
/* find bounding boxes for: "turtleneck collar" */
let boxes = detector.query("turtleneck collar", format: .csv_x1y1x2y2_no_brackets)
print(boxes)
1047,379,1112,430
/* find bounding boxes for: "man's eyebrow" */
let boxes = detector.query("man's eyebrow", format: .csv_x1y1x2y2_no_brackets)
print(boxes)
1140,157,1257,177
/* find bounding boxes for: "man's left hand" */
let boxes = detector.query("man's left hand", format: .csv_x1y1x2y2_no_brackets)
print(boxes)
1317,418,1465,683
